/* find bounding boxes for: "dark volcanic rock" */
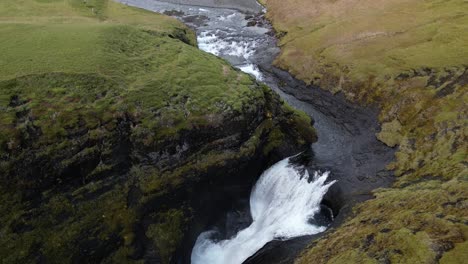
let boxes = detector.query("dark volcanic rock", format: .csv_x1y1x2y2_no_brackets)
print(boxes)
243,63,396,263
0,72,316,263
163,9,185,16
182,15,209,27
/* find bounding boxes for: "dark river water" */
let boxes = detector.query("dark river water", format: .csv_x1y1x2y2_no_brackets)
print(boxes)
117,1,396,263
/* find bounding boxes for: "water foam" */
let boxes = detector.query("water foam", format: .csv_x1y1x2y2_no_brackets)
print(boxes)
197,31,257,59
191,157,336,264
238,64,263,80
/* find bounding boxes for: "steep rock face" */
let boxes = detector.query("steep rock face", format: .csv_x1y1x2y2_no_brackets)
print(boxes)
0,1,316,263
0,74,313,264
259,0,468,262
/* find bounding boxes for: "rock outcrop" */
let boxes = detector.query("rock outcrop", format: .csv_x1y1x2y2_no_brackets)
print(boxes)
0,1,316,263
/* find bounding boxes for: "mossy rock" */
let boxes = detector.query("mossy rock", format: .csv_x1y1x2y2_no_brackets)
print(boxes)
0,0,317,263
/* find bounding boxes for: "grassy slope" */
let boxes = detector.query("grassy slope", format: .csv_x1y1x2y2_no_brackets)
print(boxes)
260,0,468,85
0,0,265,150
0,1,316,263
260,0,468,262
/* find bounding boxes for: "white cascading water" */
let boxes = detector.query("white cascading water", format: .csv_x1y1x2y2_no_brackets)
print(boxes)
197,30,264,80
197,30,257,59
112,2,335,261
191,157,336,264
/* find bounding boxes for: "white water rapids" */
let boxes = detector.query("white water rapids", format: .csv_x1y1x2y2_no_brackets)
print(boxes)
114,2,337,262
120,0,270,81
191,157,336,264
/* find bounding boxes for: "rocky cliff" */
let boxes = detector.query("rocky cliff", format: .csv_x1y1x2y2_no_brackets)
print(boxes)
0,1,316,263
259,0,468,263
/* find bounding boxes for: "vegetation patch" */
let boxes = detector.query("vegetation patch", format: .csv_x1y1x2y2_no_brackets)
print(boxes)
146,209,187,264
260,0,467,262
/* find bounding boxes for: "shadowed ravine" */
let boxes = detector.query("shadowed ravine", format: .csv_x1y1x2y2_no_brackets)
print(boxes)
117,0,396,263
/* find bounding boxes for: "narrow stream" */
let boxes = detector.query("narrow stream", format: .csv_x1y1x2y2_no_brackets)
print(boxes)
118,1,395,263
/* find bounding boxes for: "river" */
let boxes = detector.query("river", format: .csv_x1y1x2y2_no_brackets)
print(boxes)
116,0,395,263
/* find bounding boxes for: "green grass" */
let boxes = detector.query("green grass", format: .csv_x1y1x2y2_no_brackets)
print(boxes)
261,0,468,86
0,0,195,80
0,0,264,151
0,23,106,79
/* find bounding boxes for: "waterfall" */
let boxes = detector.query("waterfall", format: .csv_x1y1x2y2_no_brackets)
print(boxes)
191,156,336,264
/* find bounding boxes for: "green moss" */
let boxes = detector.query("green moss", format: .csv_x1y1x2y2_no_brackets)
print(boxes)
440,241,468,264
264,127,285,155
297,179,468,264
291,113,317,145
374,229,436,263
281,102,317,144
146,209,187,264
327,250,377,264
377,119,403,147
0,184,137,264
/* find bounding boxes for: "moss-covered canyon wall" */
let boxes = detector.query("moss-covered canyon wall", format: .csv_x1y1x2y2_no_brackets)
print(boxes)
0,0,316,262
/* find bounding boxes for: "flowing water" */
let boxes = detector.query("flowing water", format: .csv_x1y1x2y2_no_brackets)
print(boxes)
118,1,339,262
117,1,395,263
119,0,273,81
191,157,335,264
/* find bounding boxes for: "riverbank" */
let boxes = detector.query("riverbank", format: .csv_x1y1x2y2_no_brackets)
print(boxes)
259,0,468,262
121,1,397,262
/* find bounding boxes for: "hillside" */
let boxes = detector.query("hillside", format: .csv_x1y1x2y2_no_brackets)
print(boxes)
259,0,468,263
0,1,316,263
